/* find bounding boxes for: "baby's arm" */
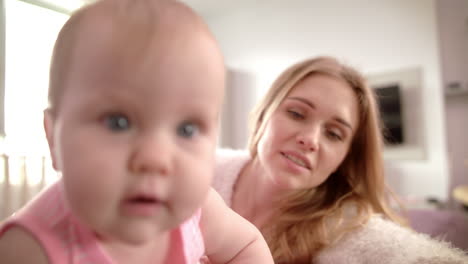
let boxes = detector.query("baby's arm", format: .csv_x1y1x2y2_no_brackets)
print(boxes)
200,188,274,264
0,226,49,264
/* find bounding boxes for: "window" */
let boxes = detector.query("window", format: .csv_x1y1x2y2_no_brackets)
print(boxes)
4,0,68,156
1,0,69,186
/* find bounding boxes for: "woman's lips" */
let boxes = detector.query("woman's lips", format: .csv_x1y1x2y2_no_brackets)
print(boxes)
281,151,311,170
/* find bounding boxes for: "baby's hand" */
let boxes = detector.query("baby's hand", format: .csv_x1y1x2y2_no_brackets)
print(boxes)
200,188,274,263
199,255,211,264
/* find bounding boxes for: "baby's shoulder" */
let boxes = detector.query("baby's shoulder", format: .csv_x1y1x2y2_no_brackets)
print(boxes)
0,226,48,264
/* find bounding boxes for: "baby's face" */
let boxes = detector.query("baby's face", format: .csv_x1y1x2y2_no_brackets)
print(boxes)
45,15,224,244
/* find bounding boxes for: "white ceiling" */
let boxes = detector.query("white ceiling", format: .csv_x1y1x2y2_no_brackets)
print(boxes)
178,0,238,16
78,0,247,17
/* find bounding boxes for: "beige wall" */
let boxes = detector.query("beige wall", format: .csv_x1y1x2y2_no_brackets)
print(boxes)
436,0,468,207
207,0,451,201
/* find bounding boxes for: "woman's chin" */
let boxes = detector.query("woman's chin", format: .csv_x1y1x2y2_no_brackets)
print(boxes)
271,174,304,191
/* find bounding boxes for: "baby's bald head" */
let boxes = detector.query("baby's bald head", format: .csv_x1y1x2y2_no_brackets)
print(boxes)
48,0,223,116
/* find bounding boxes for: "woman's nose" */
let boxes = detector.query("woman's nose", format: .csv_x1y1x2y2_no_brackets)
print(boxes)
129,132,172,176
296,126,320,151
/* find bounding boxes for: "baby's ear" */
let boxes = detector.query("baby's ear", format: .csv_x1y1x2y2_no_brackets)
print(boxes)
43,109,58,171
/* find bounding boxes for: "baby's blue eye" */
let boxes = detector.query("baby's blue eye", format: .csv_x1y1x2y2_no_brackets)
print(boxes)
105,114,130,131
177,122,198,138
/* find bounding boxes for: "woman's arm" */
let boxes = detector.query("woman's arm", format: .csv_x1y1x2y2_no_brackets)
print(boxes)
316,216,468,264
200,188,274,264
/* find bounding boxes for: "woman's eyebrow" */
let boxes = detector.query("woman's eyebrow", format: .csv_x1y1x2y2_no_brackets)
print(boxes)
334,117,353,132
287,97,316,110
286,97,353,132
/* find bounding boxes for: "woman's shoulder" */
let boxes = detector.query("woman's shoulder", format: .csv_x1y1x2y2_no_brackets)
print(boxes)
316,215,468,264
214,148,250,177
213,148,251,206
215,148,250,164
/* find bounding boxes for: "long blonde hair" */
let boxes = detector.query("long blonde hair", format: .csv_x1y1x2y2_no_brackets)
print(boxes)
248,56,407,263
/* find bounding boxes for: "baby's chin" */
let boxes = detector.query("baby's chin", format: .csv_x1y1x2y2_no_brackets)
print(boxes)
95,221,171,246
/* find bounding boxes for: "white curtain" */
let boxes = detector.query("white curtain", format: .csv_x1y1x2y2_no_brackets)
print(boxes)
0,0,68,222
0,154,57,221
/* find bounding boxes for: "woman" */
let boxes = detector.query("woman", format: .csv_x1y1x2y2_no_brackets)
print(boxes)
213,56,467,263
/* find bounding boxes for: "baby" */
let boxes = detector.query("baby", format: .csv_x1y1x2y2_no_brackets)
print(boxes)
0,0,273,263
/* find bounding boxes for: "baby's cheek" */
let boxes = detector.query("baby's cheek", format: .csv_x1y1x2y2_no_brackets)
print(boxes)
172,164,211,216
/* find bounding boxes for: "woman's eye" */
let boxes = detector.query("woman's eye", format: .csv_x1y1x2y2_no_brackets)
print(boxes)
104,114,130,132
327,130,343,141
287,110,304,120
177,121,199,138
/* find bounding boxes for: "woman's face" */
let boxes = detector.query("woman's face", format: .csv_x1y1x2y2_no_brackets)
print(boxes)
256,74,359,190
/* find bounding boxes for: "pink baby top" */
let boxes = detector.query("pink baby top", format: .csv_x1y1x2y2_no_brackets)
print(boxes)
0,180,205,264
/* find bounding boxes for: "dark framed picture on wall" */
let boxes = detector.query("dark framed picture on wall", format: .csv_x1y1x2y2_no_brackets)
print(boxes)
366,67,426,160
373,83,404,145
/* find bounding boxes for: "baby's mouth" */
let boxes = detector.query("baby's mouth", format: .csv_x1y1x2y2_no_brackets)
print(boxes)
127,195,160,204
131,196,155,203
122,194,163,216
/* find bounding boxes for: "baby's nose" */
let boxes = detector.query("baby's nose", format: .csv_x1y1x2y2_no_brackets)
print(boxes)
129,132,173,176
